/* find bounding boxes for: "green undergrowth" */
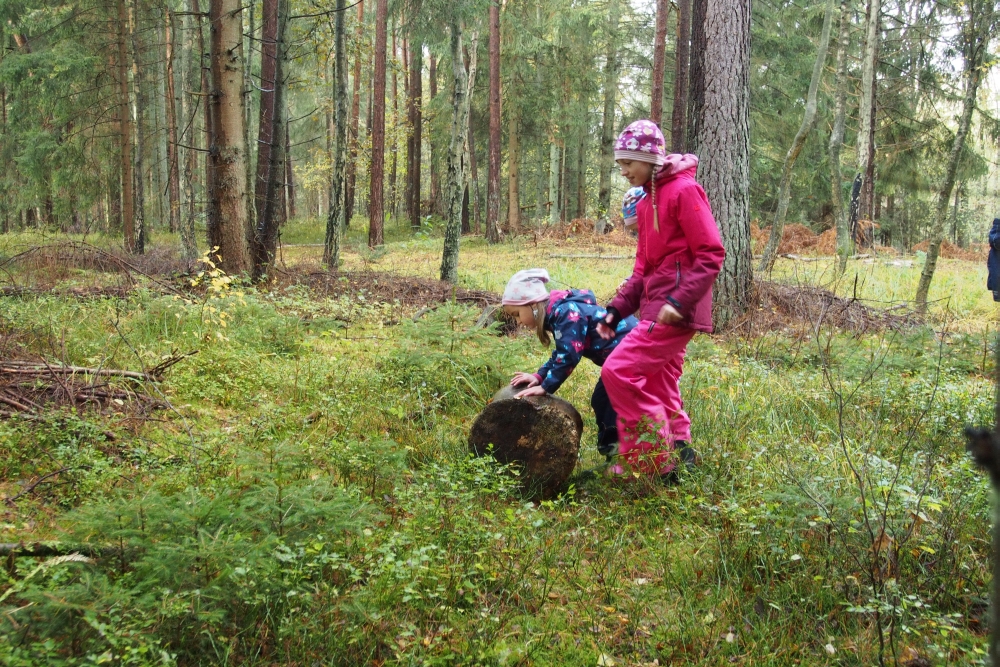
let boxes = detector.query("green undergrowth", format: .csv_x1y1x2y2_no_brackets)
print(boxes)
0,237,996,666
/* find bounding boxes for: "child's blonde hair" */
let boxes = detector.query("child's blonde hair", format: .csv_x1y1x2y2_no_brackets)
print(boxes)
532,301,550,347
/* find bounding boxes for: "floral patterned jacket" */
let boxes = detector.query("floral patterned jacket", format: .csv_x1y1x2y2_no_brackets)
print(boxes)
533,289,637,394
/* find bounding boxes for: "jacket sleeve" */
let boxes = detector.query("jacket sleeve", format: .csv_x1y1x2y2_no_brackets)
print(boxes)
608,241,646,318
990,219,1000,251
535,306,586,394
666,182,726,316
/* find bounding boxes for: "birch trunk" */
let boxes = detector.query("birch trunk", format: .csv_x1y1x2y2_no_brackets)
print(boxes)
829,0,851,273
851,0,880,242
758,0,834,272
323,0,348,268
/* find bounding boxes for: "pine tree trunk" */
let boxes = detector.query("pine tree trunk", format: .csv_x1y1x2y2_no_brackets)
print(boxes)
285,124,295,219
323,0,348,268
597,0,618,228
650,0,669,126
429,54,440,215
251,0,289,280
207,0,251,274
829,0,851,273
693,0,751,329
851,0,880,243
368,0,388,247
165,10,181,235
507,109,520,233
466,84,480,233
914,1,989,313
389,28,399,220
129,0,146,254
116,0,136,252
439,24,476,283
758,0,834,272
408,39,422,229
670,0,691,152
192,0,217,253
345,0,364,228
686,0,706,151
485,0,502,243
548,141,559,224
180,3,199,260
576,127,586,219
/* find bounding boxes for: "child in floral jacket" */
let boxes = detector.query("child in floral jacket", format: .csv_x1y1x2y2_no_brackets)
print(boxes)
503,269,638,457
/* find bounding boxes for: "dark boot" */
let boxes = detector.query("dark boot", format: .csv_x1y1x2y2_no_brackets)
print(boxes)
661,441,698,485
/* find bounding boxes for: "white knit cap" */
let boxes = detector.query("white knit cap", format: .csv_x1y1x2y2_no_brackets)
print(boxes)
502,268,550,305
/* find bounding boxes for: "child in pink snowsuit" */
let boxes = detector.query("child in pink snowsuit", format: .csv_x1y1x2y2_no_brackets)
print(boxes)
597,119,725,479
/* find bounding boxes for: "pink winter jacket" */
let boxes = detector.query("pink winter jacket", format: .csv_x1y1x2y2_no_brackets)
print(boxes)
608,155,725,333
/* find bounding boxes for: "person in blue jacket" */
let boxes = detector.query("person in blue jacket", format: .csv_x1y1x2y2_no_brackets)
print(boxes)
502,269,638,458
988,217,1000,302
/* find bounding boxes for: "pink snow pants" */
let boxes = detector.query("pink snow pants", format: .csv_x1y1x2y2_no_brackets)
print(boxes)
600,321,695,475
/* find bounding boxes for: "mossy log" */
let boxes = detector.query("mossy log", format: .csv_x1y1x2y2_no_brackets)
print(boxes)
468,385,583,500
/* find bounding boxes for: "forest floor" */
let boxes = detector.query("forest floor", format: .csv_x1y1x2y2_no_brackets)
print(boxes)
0,218,995,666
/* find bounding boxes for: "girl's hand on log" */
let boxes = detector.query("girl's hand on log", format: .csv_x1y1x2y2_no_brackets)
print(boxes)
514,385,546,398
510,372,540,388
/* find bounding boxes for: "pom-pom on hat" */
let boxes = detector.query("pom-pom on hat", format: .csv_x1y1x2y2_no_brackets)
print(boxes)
502,268,551,305
614,119,667,165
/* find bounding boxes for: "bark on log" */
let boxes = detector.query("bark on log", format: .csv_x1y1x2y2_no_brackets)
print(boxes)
469,385,582,500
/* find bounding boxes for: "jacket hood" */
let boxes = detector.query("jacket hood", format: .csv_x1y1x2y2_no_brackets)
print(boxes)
656,153,699,182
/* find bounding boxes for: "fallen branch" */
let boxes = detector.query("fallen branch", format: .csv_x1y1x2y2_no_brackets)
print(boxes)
1,362,154,382
778,253,872,262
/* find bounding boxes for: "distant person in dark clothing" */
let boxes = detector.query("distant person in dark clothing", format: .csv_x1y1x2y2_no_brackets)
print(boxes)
989,218,1000,302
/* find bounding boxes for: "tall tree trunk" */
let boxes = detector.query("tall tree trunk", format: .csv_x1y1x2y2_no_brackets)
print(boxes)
851,0,880,244
507,108,520,233
670,0,691,152
116,0,135,252
548,141,560,224
408,39,423,229
467,94,481,233
345,0,364,228
650,0,669,126
597,0,618,228
485,0,502,243
686,0,706,151
429,54,440,215
251,0,289,280
829,0,851,272
389,27,399,220
758,0,834,272
439,25,477,283
180,2,199,260
193,0,217,252
576,127,586,219
692,0,751,329
129,0,146,254
323,0,348,268
207,0,251,274
914,0,990,313
165,9,181,235
368,0,388,247
285,122,295,219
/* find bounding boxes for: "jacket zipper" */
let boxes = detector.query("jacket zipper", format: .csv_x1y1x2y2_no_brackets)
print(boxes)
674,261,681,290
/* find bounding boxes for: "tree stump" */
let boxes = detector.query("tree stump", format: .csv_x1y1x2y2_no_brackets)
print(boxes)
468,385,583,500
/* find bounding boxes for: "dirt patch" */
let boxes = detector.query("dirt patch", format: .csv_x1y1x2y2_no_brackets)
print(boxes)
730,280,918,337
911,240,987,262
276,269,501,309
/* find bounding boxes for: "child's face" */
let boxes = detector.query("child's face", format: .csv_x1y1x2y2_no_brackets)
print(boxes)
617,159,654,187
503,304,536,329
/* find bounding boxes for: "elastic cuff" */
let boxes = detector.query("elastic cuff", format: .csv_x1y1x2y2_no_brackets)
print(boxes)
532,373,543,383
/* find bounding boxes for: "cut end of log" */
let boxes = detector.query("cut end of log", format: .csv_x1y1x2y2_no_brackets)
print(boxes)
469,386,583,500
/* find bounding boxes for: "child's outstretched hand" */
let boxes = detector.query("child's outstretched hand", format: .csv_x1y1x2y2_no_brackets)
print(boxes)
515,385,546,398
596,313,617,340
510,372,540,388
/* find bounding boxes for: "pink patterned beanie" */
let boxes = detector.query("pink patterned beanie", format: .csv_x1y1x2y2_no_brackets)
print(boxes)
502,268,550,305
614,119,667,165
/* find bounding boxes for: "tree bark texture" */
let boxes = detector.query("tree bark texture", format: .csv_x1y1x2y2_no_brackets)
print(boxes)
694,0,751,329
128,0,146,254
345,0,364,228
408,40,423,229
686,0,706,153
486,0,503,243
914,0,990,313
192,0,217,253
548,141,560,224
758,0,834,272
115,0,136,253
323,0,348,268
180,4,199,260
650,0,669,127
251,0,289,279
208,0,251,274
439,25,476,283
429,54,440,215
597,0,618,228
368,0,388,247
165,10,181,235
670,0,691,153
852,0,880,235
829,0,851,272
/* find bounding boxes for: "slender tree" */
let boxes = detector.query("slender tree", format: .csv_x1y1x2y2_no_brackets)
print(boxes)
829,0,851,272
851,0,880,243
758,0,834,272
128,0,146,254
323,0,348,268
368,0,389,247
115,0,135,252
507,107,520,233
179,2,199,260
408,37,423,229
485,0,502,243
670,0,691,152
596,0,619,230
345,0,364,227
650,0,669,126
165,9,181,235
